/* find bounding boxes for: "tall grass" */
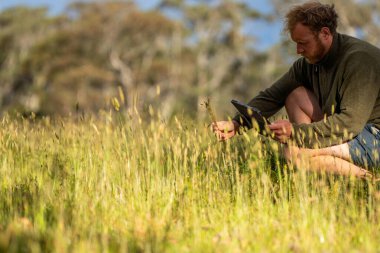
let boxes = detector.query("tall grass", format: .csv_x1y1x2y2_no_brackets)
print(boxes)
0,111,379,252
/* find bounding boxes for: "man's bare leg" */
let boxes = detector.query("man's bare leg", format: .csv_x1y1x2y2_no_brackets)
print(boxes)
283,86,373,178
308,156,372,177
286,145,372,177
285,85,323,123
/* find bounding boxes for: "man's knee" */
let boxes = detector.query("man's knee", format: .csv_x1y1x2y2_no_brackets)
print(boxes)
285,86,309,108
285,86,319,111
282,145,300,162
285,86,323,123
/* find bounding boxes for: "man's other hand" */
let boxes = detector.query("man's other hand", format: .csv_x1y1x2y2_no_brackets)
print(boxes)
268,119,293,143
212,120,240,141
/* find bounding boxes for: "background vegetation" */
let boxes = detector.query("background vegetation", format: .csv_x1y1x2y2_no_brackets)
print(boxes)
1,0,379,119
1,0,380,252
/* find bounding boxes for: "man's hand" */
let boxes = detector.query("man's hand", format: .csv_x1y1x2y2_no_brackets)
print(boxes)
212,120,240,141
268,119,293,143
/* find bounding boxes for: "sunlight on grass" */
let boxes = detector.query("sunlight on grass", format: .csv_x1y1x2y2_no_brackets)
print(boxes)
0,111,379,252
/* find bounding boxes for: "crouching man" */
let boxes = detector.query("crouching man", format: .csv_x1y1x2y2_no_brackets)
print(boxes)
213,1,380,178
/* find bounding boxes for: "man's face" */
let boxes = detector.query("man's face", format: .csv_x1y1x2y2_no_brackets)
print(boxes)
290,23,328,64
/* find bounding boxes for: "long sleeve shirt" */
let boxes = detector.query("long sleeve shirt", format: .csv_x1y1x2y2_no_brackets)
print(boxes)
234,33,380,148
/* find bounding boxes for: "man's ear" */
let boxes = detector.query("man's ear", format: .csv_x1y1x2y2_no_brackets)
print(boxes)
320,27,332,39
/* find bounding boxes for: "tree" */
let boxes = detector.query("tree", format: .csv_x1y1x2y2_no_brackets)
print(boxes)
14,1,179,115
0,7,66,112
159,0,264,118
0,1,279,118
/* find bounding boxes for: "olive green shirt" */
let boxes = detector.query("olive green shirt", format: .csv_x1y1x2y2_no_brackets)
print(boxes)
235,33,380,148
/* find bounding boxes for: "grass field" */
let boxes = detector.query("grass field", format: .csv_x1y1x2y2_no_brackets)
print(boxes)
0,111,379,252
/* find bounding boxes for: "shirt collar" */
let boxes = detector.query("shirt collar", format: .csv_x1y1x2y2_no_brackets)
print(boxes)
315,33,340,67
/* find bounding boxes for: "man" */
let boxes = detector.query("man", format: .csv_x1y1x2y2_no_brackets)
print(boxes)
213,1,380,178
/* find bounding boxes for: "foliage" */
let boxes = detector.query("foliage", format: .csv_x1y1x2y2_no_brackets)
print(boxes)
1,1,380,252
0,1,280,118
0,7,66,113
0,113,379,252
0,0,380,119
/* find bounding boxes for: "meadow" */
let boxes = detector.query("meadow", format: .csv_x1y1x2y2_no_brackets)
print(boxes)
0,110,379,253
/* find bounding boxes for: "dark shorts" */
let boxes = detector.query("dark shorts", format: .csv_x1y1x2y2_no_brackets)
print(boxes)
348,124,380,169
